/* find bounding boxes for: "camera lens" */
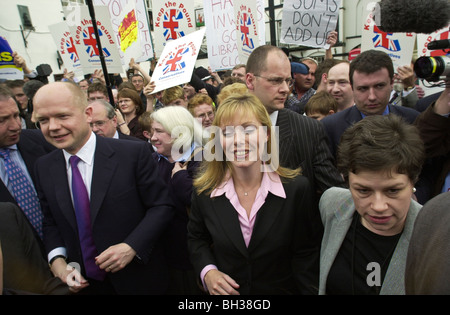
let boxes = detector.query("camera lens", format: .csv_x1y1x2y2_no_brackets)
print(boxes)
414,56,450,81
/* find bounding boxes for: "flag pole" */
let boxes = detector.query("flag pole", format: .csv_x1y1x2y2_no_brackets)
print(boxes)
85,0,115,106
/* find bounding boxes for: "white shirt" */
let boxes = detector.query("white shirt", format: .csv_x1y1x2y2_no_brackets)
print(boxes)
48,132,96,262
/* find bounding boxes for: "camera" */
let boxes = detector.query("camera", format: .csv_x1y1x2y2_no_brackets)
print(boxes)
414,55,450,82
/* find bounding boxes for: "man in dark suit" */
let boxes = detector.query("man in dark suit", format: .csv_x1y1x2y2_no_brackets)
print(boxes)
320,50,420,158
245,45,345,198
32,82,174,295
89,99,143,141
0,86,54,245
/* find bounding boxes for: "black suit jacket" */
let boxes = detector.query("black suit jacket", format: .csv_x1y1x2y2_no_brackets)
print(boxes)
187,175,322,294
34,135,175,294
188,176,322,295
0,129,54,204
276,109,345,195
320,105,420,158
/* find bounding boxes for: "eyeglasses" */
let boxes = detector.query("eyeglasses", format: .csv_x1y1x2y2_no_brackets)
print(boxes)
90,119,111,128
197,111,215,120
254,75,293,86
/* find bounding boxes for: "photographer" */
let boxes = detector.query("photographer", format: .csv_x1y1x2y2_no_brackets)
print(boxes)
414,81,450,197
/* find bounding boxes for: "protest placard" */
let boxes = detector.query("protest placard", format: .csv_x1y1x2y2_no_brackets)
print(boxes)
361,12,416,70
0,37,23,80
417,24,450,57
281,0,341,49
203,0,265,71
48,22,84,78
152,0,196,57
151,28,205,94
64,4,124,74
234,0,259,64
93,0,153,63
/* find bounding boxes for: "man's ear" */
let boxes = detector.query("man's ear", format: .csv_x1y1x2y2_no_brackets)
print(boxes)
142,130,152,140
246,73,255,91
85,105,93,123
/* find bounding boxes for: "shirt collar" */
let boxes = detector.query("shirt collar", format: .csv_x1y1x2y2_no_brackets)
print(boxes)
156,142,200,163
360,105,390,118
211,171,286,199
63,132,96,169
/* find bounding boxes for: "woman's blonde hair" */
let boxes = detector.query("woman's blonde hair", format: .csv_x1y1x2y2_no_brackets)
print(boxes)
194,93,301,195
150,105,205,152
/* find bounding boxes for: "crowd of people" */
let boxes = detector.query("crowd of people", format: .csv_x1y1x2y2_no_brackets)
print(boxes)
0,29,449,295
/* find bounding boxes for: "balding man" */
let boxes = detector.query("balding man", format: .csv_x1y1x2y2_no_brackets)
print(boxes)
33,82,174,294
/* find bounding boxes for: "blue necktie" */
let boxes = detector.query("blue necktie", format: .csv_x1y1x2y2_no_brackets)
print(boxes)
0,148,43,239
69,155,105,281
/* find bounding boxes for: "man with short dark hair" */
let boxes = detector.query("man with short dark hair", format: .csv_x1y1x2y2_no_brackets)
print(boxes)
321,49,420,158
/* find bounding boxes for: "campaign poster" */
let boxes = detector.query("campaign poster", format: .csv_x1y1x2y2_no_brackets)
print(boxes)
64,5,124,74
152,0,196,57
93,0,154,63
234,0,259,64
0,37,23,80
417,24,450,57
48,22,84,78
151,28,205,94
280,0,341,49
203,0,265,71
361,12,416,70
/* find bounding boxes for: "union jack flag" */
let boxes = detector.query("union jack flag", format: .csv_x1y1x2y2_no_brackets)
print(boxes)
66,37,79,63
372,25,401,52
162,47,189,75
163,9,185,41
239,13,254,49
83,26,111,58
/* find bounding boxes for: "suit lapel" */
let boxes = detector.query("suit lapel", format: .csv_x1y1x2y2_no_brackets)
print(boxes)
276,109,293,159
212,196,249,258
247,193,283,252
50,151,77,232
90,137,117,223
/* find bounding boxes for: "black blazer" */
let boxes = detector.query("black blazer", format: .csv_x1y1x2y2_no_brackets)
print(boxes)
0,129,54,204
320,105,420,158
187,175,322,295
34,135,175,294
276,108,345,195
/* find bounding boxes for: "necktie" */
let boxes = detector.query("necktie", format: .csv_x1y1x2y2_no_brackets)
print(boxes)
390,91,399,105
0,148,43,239
69,155,105,281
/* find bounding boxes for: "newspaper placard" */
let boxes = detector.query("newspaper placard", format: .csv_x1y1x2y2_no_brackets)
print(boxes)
361,12,416,70
151,28,205,94
48,22,84,77
203,0,265,71
64,5,124,74
151,0,197,58
0,37,23,80
93,0,153,63
280,0,341,49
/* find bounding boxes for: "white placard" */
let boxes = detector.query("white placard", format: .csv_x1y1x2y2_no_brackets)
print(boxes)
48,22,84,77
234,0,259,65
361,13,416,70
280,0,341,49
151,0,197,58
64,5,124,74
203,0,265,71
151,28,205,94
417,24,450,57
93,0,154,63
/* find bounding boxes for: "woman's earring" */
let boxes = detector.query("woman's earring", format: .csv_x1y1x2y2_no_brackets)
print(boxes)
413,187,417,193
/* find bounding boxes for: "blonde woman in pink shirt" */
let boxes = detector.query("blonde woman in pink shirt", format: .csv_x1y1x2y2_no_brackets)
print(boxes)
187,93,322,295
